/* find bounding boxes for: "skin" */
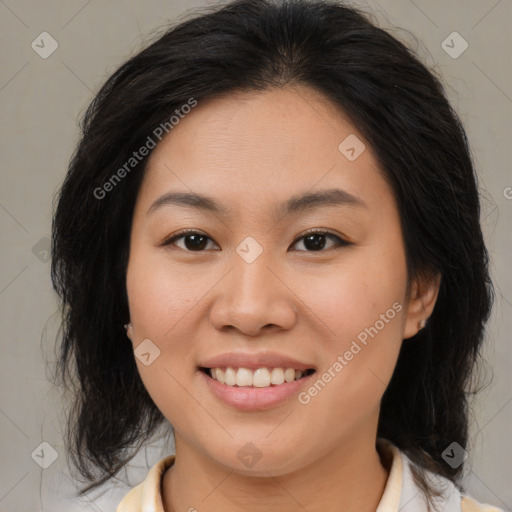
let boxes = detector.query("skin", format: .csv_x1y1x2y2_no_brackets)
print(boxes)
125,84,440,512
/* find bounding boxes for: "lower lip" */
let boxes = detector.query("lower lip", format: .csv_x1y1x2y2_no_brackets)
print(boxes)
199,370,315,411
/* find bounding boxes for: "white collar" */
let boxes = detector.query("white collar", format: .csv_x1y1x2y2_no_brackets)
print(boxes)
377,438,462,512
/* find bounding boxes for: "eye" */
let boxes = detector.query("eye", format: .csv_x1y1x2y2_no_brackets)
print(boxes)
162,228,351,252
290,229,351,252
162,229,218,251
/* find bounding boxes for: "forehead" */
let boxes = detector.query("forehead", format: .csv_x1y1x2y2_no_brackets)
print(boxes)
136,85,392,217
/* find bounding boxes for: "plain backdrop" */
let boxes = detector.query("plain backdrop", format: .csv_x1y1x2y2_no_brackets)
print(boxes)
0,1,510,511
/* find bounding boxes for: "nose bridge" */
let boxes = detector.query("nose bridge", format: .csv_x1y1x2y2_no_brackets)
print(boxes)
232,235,277,300
209,235,297,334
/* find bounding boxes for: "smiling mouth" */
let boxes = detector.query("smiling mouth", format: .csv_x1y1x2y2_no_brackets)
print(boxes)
199,366,316,388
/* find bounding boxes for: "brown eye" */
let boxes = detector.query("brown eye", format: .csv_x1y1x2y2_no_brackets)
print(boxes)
162,230,217,251
290,230,351,252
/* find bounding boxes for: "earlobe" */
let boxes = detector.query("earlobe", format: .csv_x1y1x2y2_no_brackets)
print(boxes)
124,322,133,341
417,318,427,330
403,272,441,339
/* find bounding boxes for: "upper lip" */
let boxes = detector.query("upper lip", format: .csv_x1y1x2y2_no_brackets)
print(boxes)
199,351,315,371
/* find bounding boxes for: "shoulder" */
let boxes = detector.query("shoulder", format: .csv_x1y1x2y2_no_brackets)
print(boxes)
461,494,505,512
377,438,505,512
116,454,176,512
116,483,144,512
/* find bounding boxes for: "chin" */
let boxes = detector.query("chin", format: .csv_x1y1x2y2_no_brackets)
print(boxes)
207,442,309,477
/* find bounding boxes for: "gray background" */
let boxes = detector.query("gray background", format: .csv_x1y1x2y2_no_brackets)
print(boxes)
0,0,510,511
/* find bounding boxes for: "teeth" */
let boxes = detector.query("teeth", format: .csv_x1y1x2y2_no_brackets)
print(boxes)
236,368,253,387
213,368,226,384
270,367,284,385
208,367,310,387
224,367,237,386
284,368,295,383
253,368,270,387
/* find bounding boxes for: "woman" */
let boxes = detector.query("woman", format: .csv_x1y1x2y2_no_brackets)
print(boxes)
50,0,502,511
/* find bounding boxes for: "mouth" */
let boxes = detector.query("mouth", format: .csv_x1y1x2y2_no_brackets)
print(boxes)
199,366,316,388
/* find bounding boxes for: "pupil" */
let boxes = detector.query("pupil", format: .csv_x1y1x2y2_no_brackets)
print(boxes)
304,234,325,251
185,234,208,251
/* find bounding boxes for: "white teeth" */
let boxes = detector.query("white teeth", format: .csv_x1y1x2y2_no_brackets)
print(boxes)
236,368,253,387
284,368,295,383
215,368,226,384
208,366,310,387
270,367,285,385
253,368,271,387
224,367,237,386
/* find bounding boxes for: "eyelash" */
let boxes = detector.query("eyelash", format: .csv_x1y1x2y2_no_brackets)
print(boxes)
161,228,352,252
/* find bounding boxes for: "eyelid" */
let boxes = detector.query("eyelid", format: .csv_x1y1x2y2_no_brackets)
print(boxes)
293,227,349,244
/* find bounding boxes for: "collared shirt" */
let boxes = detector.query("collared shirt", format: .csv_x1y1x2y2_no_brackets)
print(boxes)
116,439,504,512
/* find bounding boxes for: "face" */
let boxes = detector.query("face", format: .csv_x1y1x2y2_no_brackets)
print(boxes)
125,85,435,476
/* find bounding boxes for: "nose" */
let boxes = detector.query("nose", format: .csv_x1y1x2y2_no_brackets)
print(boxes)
208,250,298,336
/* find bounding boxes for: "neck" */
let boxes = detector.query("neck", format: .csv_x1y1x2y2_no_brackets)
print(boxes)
162,431,390,512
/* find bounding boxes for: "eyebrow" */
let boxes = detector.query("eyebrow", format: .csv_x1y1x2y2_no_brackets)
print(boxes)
146,188,367,217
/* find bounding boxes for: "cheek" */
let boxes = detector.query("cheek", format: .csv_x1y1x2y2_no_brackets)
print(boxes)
126,254,200,430
126,248,205,336
126,250,199,390
297,249,407,343
292,245,407,410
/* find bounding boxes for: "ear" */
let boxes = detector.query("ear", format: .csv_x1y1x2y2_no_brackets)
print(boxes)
403,272,441,339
